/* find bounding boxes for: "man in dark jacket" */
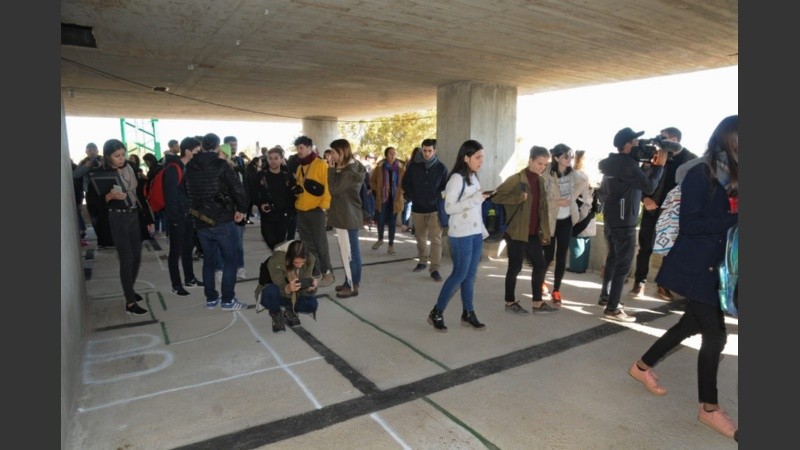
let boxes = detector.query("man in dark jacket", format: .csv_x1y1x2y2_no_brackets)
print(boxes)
596,127,666,322
630,127,697,300
164,137,203,296
401,138,448,281
184,133,249,311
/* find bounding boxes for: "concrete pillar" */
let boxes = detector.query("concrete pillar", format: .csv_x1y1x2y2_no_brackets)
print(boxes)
436,81,517,190
301,116,339,152
61,95,87,448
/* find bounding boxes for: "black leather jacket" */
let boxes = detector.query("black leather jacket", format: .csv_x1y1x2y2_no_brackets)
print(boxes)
184,151,247,229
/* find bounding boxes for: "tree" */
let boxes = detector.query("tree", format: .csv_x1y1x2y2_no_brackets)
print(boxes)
339,110,436,161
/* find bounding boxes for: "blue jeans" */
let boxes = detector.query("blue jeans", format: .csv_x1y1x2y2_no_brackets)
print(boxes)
259,284,318,315
197,221,239,302
434,233,483,313
376,199,397,245
236,224,244,268
344,228,362,287
212,225,242,270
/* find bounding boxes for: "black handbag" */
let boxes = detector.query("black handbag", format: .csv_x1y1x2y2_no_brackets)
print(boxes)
300,165,325,197
303,178,325,197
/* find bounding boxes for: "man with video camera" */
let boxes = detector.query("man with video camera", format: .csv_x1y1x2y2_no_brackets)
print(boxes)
630,127,697,300
596,127,667,322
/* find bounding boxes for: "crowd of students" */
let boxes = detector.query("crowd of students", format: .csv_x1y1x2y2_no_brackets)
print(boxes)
73,114,738,441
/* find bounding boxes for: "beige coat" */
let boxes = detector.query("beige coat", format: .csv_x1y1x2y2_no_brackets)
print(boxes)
369,159,405,214
541,168,591,237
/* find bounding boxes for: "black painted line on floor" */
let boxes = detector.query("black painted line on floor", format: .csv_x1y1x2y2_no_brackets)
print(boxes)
160,321,171,345
92,319,159,332
321,293,450,371
290,325,380,395
177,304,686,450
421,396,500,450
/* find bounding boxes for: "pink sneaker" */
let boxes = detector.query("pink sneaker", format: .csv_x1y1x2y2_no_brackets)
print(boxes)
698,405,737,440
628,362,667,396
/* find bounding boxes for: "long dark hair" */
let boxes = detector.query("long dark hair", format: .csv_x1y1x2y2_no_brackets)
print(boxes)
284,240,309,273
548,143,573,177
449,139,484,186
705,115,738,197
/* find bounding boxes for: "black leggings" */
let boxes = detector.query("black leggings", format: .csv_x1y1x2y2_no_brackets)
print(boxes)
504,235,547,302
641,300,727,404
543,217,573,291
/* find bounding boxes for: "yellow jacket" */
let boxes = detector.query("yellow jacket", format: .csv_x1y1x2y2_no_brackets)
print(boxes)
295,157,331,211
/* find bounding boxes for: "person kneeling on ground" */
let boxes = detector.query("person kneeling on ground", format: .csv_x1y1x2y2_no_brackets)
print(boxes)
254,240,319,332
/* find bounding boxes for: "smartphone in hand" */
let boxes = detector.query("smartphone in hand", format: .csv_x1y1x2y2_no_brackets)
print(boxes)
300,278,314,289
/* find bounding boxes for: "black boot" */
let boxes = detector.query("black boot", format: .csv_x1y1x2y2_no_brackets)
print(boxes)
427,307,448,332
270,311,286,333
284,308,301,327
461,310,487,330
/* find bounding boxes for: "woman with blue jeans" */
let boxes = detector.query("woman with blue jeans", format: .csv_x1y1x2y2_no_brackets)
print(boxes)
327,139,367,298
369,146,406,255
427,140,491,332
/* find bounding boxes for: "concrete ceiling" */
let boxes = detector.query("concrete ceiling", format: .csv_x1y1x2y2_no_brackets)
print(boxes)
60,0,738,122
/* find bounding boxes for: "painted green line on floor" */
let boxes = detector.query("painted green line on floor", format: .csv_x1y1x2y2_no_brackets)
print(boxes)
320,294,450,371
160,321,171,345
158,291,167,310
422,396,500,450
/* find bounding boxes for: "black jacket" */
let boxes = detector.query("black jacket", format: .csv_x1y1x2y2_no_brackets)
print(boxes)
401,159,448,214
162,153,190,223
255,169,297,222
598,152,663,229
642,147,698,215
184,151,247,229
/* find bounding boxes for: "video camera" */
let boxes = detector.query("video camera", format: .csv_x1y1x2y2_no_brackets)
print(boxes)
630,136,682,162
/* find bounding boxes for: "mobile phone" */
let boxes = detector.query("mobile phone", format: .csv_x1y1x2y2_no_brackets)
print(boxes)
300,278,314,289
519,182,527,193
112,184,123,193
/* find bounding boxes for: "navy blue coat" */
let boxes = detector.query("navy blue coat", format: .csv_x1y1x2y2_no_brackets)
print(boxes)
656,163,738,305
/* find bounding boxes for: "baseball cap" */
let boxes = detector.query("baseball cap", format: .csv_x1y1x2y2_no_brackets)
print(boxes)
613,127,645,148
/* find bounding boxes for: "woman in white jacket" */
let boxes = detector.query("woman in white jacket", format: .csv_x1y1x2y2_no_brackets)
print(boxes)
541,144,591,306
427,140,492,332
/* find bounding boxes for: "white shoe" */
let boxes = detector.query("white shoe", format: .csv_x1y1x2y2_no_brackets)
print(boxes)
236,267,247,280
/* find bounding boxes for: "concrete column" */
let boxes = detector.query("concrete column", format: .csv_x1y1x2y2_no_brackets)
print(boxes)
302,116,339,152
436,81,517,190
61,95,87,448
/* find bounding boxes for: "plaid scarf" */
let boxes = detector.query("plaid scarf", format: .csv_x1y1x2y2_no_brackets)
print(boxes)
382,160,399,204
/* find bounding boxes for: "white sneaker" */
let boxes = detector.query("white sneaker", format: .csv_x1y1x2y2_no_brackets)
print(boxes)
236,267,247,280
215,270,222,286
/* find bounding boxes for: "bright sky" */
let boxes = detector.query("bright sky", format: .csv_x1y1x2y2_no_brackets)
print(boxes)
65,65,737,185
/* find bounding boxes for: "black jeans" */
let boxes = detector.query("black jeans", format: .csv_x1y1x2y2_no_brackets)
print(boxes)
167,214,197,287
633,210,659,284
600,226,636,311
260,214,291,251
641,300,727,404
543,217,573,292
504,235,547,302
108,210,143,302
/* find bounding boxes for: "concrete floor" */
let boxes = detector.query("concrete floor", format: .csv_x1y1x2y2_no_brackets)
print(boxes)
65,220,738,449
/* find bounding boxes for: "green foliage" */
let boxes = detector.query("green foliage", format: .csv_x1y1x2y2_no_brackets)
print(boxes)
338,110,436,161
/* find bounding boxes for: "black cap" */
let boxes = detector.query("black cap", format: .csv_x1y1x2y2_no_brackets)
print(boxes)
613,127,645,148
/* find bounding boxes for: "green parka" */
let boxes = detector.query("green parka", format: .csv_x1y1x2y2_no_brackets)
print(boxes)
492,168,551,245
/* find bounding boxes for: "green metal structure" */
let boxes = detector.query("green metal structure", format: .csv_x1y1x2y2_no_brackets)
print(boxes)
120,118,162,160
